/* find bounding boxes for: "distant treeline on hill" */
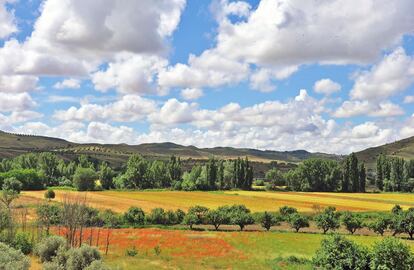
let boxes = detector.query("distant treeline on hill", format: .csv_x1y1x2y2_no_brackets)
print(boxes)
0,151,413,193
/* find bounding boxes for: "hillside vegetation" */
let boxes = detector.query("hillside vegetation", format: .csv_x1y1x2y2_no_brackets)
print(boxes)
356,136,414,169
0,130,338,166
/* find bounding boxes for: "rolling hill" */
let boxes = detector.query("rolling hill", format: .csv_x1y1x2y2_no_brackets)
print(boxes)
0,130,338,166
356,135,414,169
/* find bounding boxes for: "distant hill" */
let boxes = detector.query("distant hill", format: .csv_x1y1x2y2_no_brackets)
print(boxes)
356,136,414,169
0,130,339,168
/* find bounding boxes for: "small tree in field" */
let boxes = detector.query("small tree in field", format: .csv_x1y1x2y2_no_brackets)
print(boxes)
368,215,390,236
288,213,310,233
183,213,198,230
187,205,209,225
341,211,363,234
228,205,254,231
279,206,298,219
258,211,280,231
206,208,230,231
314,207,340,234
44,189,55,201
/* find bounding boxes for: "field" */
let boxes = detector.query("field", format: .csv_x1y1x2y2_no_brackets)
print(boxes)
21,189,414,213
28,228,414,270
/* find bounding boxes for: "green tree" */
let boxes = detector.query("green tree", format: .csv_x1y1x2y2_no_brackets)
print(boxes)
36,204,61,235
258,211,280,231
206,208,230,230
288,213,310,233
44,189,55,201
73,167,96,191
341,211,363,234
368,215,390,236
358,163,366,192
314,207,340,234
98,162,114,190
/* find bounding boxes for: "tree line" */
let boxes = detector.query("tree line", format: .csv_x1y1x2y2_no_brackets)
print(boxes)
0,153,254,191
376,154,414,192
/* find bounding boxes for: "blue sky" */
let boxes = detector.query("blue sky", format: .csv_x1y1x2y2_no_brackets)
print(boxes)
0,0,413,154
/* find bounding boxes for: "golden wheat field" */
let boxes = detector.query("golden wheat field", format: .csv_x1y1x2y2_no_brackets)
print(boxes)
20,190,414,213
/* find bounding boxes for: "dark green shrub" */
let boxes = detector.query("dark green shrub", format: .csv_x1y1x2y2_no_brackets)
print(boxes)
341,211,363,234
370,237,414,270
314,207,340,234
12,232,33,255
288,213,310,232
44,189,56,201
146,208,167,225
258,211,280,231
123,207,145,226
125,246,138,257
65,244,101,270
312,235,369,270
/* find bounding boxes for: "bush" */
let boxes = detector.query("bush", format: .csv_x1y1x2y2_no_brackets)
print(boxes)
44,189,56,200
146,208,167,225
370,237,414,270
312,235,369,270
0,242,30,270
125,246,138,257
175,209,186,224
254,179,265,186
12,232,33,255
99,209,123,228
65,244,101,270
368,215,390,236
206,208,230,230
228,205,254,231
84,260,111,270
35,235,67,262
124,207,145,226
2,177,23,193
73,167,97,191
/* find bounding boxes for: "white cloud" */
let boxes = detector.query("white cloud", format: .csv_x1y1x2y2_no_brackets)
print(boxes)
314,78,341,95
180,88,203,100
53,78,81,89
0,0,16,39
0,75,38,93
350,47,414,101
404,96,414,104
158,49,250,89
53,94,157,122
334,100,404,118
149,98,198,125
214,0,414,66
0,92,36,112
46,95,79,103
92,54,167,95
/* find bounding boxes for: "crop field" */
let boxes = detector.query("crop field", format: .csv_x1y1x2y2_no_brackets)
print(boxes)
28,228,413,270
21,190,414,213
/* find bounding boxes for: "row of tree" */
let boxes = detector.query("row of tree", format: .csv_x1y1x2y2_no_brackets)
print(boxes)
278,154,366,192
376,154,414,192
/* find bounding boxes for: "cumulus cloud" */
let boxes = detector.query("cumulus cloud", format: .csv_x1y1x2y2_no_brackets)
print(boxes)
0,92,36,112
350,47,414,101
314,79,341,95
180,88,203,100
213,0,414,66
92,54,167,95
53,94,157,122
0,0,16,39
53,78,81,89
334,100,404,118
0,75,38,93
158,49,249,89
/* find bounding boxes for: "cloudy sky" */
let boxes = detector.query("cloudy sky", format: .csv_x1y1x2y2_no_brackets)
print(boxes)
0,0,414,154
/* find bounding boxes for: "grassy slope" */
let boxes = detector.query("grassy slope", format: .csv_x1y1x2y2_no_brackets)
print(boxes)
356,135,414,169
21,190,414,213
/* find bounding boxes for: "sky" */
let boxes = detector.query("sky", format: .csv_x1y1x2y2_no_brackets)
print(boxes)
0,0,414,155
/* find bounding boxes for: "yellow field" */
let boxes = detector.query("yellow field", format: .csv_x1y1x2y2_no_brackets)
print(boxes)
20,190,414,213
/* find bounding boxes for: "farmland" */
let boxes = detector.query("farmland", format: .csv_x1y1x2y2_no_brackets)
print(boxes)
32,228,413,270
20,190,414,214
